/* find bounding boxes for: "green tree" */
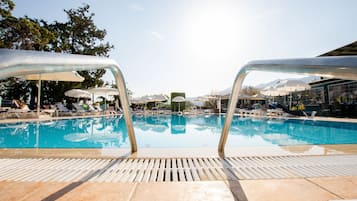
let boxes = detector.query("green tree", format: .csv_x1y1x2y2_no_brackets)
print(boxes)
0,2,113,106
41,4,113,103
0,0,14,19
46,4,112,88
0,0,55,106
0,16,55,50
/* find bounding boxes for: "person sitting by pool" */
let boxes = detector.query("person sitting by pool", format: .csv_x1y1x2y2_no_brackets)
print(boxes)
12,99,30,111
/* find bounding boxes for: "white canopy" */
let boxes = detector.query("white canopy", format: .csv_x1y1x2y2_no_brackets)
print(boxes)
131,94,168,105
149,94,169,102
86,87,119,96
65,89,91,99
172,96,185,102
273,79,311,92
172,96,185,112
17,71,85,116
17,71,84,82
261,88,289,97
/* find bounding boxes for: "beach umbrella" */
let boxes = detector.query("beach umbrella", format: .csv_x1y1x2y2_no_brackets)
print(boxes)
86,87,119,97
274,79,311,92
273,80,311,109
261,87,290,97
130,96,149,111
261,87,289,102
17,71,84,117
172,96,185,112
65,89,91,99
148,94,169,109
131,97,146,105
149,94,169,102
86,87,120,110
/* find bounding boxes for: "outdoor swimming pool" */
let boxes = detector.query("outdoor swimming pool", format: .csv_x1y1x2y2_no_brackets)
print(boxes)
0,115,356,148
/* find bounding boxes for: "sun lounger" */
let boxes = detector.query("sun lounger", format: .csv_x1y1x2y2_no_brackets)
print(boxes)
94,105,103,112
267,108,284,116
5,100,36,118
55,102,73,116
72,103,87,115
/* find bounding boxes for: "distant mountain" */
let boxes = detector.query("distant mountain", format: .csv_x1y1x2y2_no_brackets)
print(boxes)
255,76,320,89
210,76,321,96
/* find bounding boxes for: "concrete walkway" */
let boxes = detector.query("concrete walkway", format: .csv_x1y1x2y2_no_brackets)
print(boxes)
0,177,356,201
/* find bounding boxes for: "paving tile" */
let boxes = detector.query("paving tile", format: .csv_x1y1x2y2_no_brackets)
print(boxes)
55,182,137,201
0,181,43,201
131,181,235,201
229,179,339,201
19,182,70,201
309,177,357,199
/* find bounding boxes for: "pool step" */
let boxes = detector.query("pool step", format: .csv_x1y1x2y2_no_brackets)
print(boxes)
0,155,357,182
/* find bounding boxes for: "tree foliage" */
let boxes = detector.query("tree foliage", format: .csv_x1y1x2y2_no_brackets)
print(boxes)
0,0,14,19
42,4,113,102
0,1,113,106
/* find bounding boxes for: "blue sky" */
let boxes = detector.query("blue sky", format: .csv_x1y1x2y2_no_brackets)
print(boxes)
13,0,357,97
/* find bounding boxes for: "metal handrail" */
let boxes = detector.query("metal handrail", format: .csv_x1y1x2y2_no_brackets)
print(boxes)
0,49,137,153
218,56,357,157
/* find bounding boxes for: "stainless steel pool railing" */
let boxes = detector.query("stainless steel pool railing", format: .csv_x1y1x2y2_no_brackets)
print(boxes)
0,49,138,153
219,56,357,157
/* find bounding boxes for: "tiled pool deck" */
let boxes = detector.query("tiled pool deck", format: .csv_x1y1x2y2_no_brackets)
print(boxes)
0,115,356,200
1,177,357,200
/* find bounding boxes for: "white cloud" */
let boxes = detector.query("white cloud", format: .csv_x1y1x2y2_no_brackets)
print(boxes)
146,30,164,41
129,3,144,11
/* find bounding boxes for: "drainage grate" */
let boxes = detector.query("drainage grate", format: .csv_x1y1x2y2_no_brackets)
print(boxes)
0,155,357,182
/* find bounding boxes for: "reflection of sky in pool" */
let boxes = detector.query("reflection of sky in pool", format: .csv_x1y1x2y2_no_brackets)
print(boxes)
0,115,356,148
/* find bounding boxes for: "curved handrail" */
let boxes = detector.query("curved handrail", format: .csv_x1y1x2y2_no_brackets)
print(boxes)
218,56,357,157
0,49,137,153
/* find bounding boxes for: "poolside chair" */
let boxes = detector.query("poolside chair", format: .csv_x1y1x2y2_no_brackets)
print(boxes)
72,103,87,115
6,100,36,118
267,108,284,117
55,102,73,116
94,104,103,112
88,104,99,112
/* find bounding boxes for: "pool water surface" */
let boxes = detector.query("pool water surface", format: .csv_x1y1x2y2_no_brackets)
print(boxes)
0,115,356,148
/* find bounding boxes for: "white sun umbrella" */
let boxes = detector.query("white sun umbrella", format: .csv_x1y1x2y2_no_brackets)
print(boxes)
172,96,185,112
131,97,147,105
142,95,153,109
274,79,311,92
261,88,289,97
149,94,169,109
150,94,168,102
86,87,119,97
261,86,289,103
17,71,84,117
273,80,311,109
86,87,120,110
65,89,91,99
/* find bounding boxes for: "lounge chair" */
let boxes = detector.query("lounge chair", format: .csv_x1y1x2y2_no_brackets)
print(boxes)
94,104,103,112
55,102,73,116
72,103,87,115
267,108,284,117
6,100,36,118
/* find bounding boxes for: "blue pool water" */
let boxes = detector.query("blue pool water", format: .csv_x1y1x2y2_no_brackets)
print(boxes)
0,115,356,148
